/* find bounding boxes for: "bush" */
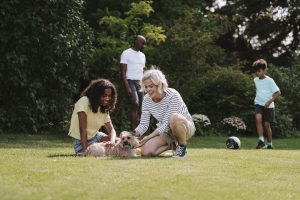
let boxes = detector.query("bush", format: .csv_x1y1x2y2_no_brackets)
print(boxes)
221,116,247,136
271,97,294,137
0,0,94,132
192,114,211,136
268,64,300,132
189,68,255,134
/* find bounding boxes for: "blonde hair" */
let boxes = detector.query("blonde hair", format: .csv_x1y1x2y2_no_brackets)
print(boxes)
140,68,168,94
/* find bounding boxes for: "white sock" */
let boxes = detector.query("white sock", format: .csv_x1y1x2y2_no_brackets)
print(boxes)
259,136,264,142
267,141,272,146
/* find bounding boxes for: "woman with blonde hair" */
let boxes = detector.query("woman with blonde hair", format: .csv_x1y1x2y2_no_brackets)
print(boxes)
132,69,195,157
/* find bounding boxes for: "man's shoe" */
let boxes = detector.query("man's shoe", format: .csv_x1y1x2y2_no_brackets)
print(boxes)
172,145,187,157
267,145,273,149
256,140,266,149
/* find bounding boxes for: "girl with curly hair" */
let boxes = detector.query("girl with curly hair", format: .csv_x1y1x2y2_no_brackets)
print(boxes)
68,78,118,155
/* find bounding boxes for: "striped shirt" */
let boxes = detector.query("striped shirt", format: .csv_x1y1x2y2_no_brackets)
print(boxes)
135,88,193,136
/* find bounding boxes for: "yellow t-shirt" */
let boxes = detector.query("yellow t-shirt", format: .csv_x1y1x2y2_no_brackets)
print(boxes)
68,96,111,140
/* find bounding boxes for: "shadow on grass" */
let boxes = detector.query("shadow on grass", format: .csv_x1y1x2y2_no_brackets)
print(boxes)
48,153,77,158
47,153,174,159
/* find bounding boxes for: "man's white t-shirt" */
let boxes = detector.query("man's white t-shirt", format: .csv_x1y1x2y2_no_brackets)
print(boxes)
254,76,280,108
120,48,146,80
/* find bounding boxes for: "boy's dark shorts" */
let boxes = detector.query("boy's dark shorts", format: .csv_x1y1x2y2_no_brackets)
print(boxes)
254,104,276,123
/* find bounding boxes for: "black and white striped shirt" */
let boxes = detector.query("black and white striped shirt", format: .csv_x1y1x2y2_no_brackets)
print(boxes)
135,88,193,136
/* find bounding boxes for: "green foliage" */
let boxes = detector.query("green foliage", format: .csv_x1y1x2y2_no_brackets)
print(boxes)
149,10,232,104
0,0,94,132
267,63,300,134
215,0,300,65
192,114,212,136
2,0,299,136
193,65,298,136
189,68,255,134
87,0,166,132
126,0,154,17
142,23,166,45
98,0,165,41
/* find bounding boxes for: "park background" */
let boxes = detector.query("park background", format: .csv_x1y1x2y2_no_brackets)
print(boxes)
1,0,300,137
1,1,300,200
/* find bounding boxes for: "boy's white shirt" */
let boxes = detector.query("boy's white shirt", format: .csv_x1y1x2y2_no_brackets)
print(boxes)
254,75,280,108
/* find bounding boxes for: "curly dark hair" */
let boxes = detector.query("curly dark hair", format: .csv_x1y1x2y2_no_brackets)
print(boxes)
80,79,117,113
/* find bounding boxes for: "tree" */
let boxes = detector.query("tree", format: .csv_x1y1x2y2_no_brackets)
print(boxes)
214,0,300,66
86,0,166,131
148,1,236,100
0,0,94,132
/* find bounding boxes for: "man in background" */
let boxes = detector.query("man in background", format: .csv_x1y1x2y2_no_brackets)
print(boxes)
120,35,146,130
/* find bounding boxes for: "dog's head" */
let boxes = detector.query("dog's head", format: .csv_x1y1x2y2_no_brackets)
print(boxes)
119,131,139,149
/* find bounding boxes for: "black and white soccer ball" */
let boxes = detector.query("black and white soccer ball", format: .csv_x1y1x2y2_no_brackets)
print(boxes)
226,136,241,149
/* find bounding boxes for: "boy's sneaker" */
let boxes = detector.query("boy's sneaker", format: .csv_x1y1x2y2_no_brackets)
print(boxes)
172,145,187,157
267,145,273,149
256,140,267,149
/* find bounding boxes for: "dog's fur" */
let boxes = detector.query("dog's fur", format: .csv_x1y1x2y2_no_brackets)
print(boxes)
86,131,139,157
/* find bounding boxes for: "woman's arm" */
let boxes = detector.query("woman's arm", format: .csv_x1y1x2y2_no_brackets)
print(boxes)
78,111,88,152
139,130,160,146
134,100,151,136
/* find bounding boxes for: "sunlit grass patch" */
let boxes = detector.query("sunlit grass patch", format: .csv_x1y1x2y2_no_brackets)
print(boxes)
0,134,300,200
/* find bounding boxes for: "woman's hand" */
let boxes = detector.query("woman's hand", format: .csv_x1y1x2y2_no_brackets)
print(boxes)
138,131,159,147
139,136,150,146
131,130,140,137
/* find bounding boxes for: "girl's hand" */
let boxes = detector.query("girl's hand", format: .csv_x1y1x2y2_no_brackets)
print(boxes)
104,141,115,147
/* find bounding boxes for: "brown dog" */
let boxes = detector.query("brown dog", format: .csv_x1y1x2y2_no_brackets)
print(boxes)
86,131,139,157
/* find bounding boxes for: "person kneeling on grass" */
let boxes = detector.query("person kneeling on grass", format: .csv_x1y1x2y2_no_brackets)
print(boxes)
131,68,195,157
68,78,118,156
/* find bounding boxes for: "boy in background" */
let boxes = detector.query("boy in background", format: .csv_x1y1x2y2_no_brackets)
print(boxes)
252,59,281,149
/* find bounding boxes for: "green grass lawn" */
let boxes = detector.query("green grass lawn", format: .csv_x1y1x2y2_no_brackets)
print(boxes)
0,133,300,200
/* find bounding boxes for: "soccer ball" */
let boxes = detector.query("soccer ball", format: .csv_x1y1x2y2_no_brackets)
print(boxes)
226,136,241,149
